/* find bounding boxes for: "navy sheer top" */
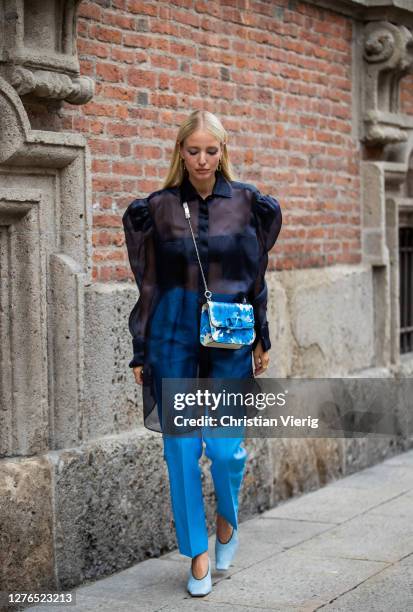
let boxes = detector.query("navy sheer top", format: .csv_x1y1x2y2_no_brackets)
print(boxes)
122,170,282,432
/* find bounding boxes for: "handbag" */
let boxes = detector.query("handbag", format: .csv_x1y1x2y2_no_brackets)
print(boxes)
182,200,256,349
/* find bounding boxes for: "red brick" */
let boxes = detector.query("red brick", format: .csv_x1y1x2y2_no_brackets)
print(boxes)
150,55,179,70
93,213,123,228
89,24,122,44
106,123,138,138
92,178,122,193
88,139,119,156
111,47,144,63
127,68,156,88
112,161,140,175
96,62,125,83
126,0,158,16
78,3,102,20
77,39,109,58
103,11,136,30
92,159,111,173
101,84,135,101
132,145,162,160
123,32,152,48
44,0,365,277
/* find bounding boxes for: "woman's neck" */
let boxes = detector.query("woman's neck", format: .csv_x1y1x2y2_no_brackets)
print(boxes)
187,173,215,199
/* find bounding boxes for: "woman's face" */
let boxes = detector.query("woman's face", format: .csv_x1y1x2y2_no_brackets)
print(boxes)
180,129,222,182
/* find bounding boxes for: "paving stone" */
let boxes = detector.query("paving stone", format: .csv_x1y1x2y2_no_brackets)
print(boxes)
380,452,413,467
365,489,413,518
322,553,413,611
290,512,413,563
164,515,331,571
205,548,387,610
26,559,188,611
158,600,279,611
262,483,405,524
327,463,413,492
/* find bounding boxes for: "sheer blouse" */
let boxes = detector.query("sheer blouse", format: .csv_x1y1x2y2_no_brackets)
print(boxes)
122,170,282,431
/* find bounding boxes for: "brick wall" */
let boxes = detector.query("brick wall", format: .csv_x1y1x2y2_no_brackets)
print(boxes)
45,1,363,281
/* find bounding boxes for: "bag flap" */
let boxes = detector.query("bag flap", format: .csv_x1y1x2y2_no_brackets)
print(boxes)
207,301,255,329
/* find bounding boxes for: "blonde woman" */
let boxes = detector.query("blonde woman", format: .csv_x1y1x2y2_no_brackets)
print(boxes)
122,110,282,596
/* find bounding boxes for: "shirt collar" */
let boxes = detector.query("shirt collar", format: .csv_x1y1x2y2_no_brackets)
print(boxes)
180,170,232,201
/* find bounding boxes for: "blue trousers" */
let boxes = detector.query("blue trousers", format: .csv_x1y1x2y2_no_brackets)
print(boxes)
162,431,248,558
148,289,253,558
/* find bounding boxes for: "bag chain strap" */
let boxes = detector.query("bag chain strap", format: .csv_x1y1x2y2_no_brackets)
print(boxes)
182,201,212,301
182,199,247,305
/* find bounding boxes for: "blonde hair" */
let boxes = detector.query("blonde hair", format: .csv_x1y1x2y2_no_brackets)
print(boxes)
162,110,236,189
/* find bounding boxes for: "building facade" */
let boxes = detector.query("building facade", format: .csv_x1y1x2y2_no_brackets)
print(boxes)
0,0,413,593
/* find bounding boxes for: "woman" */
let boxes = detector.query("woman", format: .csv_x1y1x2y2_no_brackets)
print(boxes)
122,110,282,596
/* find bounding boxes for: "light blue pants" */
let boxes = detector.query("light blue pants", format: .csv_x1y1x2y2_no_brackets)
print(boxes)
162,432,248,558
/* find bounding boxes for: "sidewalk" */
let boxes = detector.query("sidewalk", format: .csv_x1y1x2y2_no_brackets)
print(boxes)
27,449,413,611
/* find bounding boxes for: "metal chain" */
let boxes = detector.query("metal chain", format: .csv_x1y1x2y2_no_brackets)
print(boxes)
182,201,212,300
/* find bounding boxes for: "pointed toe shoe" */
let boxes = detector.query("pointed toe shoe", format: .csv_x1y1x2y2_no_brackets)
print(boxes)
187,559,212,597
215,527,239,570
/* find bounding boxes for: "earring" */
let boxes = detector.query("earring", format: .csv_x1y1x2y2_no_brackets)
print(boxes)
181,157,186,171
217,159,222,171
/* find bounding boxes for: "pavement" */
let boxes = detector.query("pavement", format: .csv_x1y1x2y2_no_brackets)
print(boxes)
26,449,413,611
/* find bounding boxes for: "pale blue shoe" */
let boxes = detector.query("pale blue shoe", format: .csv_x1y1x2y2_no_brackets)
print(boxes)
215,527,239,570
187,558,212,597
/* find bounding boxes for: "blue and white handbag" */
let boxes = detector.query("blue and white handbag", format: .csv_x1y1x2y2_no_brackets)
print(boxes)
182,200,256,349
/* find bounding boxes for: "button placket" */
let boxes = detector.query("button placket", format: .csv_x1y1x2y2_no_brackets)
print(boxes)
197,196,209,305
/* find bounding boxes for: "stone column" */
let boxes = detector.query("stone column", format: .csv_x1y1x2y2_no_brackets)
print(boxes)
0,1,95,595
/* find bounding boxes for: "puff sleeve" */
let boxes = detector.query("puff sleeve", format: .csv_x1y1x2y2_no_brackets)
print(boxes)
249,190,282,352
122,197,158,368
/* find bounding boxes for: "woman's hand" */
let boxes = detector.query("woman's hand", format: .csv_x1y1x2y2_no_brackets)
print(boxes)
132,365,144,385
253,341,270,376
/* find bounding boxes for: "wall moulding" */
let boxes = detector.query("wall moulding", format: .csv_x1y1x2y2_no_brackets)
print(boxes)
361,131,413,370
0,0,94,104
0,76,92,456
305,0,413,23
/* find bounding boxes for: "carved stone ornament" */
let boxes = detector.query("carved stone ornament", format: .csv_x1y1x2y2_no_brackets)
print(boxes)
362,21,413,145
10,66,95,104
0,0,94,105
